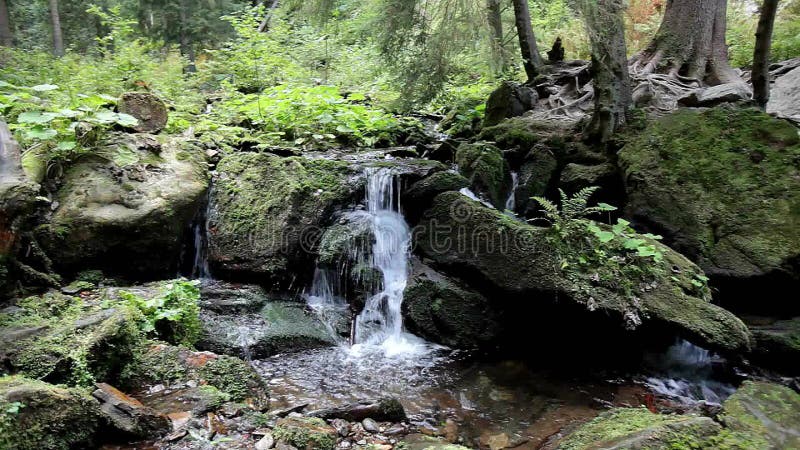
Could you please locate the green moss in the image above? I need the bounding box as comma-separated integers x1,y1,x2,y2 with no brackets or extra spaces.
0,376,100,450
619,107,800,276
273,416,338,450
197,356,265,401
455,142,510,208
717,381,800,449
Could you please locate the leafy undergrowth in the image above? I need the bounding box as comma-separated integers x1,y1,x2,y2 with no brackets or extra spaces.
118,280,202,347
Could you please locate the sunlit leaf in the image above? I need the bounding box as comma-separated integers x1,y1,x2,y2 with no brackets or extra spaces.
18,111,58,124
32,84,59,92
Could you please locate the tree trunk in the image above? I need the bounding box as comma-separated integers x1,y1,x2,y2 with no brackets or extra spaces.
632,0,740,85
580,0,632,142
511,0,543,82
487,0,506,72
258,0,280,32
179,0,196,72
49,0,64,57
0,0,12,47
752,0,779,109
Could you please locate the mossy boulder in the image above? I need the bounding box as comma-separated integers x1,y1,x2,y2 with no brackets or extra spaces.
0,376,102,450
122,343,268,409
208,152,359,284
514,147,558,215
36,133,209,277
0,291,144,385
403,260,500,349
415,192,751,354
197,301,336,359
716,381,800,449
618,108,800,300
555,408,722,449
273,416,338,450
483,81,538,128
748,317,800,373
455,142,512,208
478,116,569,154
402,170,470,215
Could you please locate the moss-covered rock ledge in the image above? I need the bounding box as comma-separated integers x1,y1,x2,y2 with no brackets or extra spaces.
414,191,751,354
619,107,800,307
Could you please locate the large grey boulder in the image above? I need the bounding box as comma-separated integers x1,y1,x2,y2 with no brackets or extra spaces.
36,133,209,277
767,66,800,124
117,92,169,133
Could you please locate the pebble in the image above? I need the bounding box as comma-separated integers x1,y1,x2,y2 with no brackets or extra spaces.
255,433,275,450
331,418,350,437
357,439,367,445
362,418,380,433
339,441,351,449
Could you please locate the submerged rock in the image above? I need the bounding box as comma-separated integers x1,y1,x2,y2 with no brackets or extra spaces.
307,397,406,422
400,434,472,450
403,260,500,349
197,301,336,359
208,153,360,284
415,191,751,355
0,376,101,450
619,107,800,312
36,133,208,277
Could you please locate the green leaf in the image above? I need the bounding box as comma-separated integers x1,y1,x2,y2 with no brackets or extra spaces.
25,126,58,140
32,84,59,92
57,140,77,151
596,202,618,212
18,111,58,124
612,219,630,235
114,113,138,127
596,231,615,243
21,149,46,183
623,238,645,249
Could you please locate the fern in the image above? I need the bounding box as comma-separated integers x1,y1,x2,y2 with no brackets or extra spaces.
531,186,617,233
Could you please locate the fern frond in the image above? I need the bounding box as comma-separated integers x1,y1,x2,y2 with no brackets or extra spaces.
532,196,560,222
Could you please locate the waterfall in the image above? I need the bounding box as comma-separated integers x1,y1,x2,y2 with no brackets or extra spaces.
307,167,427,356
645,340,735,404
505,171,519,212
190,190,212,280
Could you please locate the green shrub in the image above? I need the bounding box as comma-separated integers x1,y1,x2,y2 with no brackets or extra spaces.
120,280,202,347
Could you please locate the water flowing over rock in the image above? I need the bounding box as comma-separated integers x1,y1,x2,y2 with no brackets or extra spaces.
36,133,209,277
414,191,751,355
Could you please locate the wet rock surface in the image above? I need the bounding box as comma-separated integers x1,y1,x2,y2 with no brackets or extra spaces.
93,382,171,438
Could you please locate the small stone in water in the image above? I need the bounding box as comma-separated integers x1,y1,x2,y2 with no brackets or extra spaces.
339,441,351,449
255,433,275,450
362,418,380,433
357,439,367,445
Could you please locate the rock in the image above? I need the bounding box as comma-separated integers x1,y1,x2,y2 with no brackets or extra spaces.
513,146,558,216
455,142,512,209
403,171,470,215
208,153,360,284
36,134,208,277
483,81,538,128
554,408,722,449
197,301,335,359
331,418,350,437
361,417,379,433
0,291,143,383
117,92,169,133
308,398,406,422
92,383,171,438
425,139,462,163
256,433,276,450
199,281,270,314
767,66,800,124
123,343,269,410
403,260,500,348
400,434,472,450
748,317,800,373
273,416,338,450
0,376,101,450
479,116,572,155
717,381,800,448
558,163,618,195
678,82,752,107
618,107,800,313
415,191,752,355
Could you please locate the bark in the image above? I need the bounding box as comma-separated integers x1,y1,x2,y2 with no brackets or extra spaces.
580,0,632,142
487,0,506,71
49,0,64,57
257,0,280,32
753,0,780,109
511,0,543,82
0,0,12,47
179,0,196,72
633,0,740,85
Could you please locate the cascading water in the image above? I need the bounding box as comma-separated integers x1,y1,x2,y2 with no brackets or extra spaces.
305,167,428,356
189,191,212,280
504,171,519,212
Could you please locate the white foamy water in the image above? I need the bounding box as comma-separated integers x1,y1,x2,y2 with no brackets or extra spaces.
645,340,735,405
505,171,519,212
